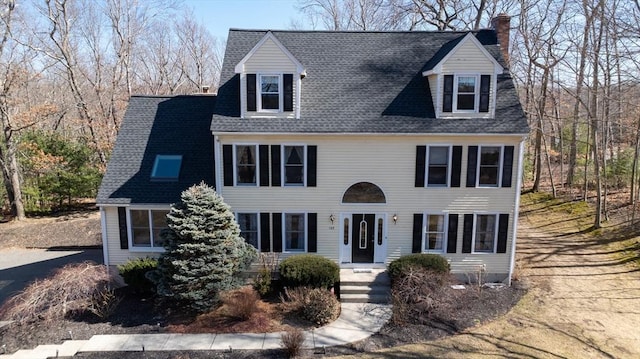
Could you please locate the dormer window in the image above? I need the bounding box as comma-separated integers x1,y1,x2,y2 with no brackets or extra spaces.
246,73,294,113
443,74,491,113
456,76,476,110
260,75,281,111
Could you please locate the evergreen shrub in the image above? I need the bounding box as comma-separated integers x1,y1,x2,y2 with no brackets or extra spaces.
388,253,450,280
117,257,158,295
147,183,258,313
278,254,339,289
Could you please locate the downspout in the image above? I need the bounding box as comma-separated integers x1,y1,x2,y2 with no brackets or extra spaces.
214,134,223,195
99,206,109,267
507,137,526,286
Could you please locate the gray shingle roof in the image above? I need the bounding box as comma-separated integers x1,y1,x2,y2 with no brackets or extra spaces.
211,29,528,135
97,95,216,205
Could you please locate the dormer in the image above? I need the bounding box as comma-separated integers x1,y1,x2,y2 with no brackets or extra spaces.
423,32,504,119
235,32,306,119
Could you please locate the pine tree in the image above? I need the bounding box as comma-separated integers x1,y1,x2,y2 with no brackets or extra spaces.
148,182,257,313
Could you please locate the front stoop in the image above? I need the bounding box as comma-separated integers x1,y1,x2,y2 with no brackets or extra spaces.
339,269,390,304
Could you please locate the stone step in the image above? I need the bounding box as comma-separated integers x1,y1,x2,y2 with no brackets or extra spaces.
340,285,389,295
0,340,88,359
58,340,89,356
340,270,390,286
340,293,390,304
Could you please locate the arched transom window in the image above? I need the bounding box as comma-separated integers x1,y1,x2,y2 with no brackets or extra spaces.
342,182,386,203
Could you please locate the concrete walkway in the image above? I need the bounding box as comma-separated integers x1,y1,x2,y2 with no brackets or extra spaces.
0,303,391,358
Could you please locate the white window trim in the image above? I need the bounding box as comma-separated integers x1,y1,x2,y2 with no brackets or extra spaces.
281,144,307,187
423,212,448,253
127,207,169,252
233,143,260,187
282,212,308,253
472,213,499,254
236,212,261,251
425,144,452,188
476,145,504,188
453,74,480,113
257,73,283,113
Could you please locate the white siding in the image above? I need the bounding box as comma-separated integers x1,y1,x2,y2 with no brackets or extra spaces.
441,40,497,73
218,134,524,277
434,39,499,119
244,38,298,73
428,74,438,112
239,37,299,119
102,206,163,266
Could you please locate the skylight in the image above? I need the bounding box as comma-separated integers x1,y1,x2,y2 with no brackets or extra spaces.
151,155,182,180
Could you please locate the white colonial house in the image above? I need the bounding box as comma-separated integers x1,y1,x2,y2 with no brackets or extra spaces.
97,15,528,283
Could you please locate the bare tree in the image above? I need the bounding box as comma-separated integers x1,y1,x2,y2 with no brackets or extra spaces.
0,0,25,220
175,12,221,92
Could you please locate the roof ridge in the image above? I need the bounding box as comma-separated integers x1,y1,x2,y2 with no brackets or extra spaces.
228,28,484,35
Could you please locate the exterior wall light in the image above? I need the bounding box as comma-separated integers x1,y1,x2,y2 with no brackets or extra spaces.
393,214,398,224
329,214,336,224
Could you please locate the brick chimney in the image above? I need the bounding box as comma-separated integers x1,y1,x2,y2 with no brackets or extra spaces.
491,13,511,67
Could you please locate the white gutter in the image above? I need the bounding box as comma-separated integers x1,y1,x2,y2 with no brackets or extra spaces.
507,138,526,286
99,206,109,267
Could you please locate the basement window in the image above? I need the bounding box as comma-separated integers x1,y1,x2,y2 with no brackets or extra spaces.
151,155,182,181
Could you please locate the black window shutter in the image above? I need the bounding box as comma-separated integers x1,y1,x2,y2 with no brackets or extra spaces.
271,145,281,187
412,214,423,253
466,146,478,187
307,145,317,187
272,213,282,252
308,213,317,252
479,75,491,112
283,74,293,112
502,146,514,188
223,145,233,186
462,214,473,253
443,75,454,112
259,145,269,187
118,207,129,249
451,146,462,187
415,146,426,187
447,214,458,253
497,214,509,253
260,213,271,252
246,74,256,112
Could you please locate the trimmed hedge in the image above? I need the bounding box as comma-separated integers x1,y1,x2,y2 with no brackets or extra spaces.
279,254,339,289
117,257,158,295
388,253,450,280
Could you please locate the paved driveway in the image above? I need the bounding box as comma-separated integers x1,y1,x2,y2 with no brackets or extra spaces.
0,248,103,306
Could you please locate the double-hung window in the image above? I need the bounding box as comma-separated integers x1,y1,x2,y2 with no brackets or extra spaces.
284,213,306,252
478,146,502,187
129,209,169,249
443,74,491,113
235,145,257,185
427,146,450,187
283,145,305,185
237,213,259,249
474,214,497,253
425,214,446,252
259,74,281,111
456,76,477,110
